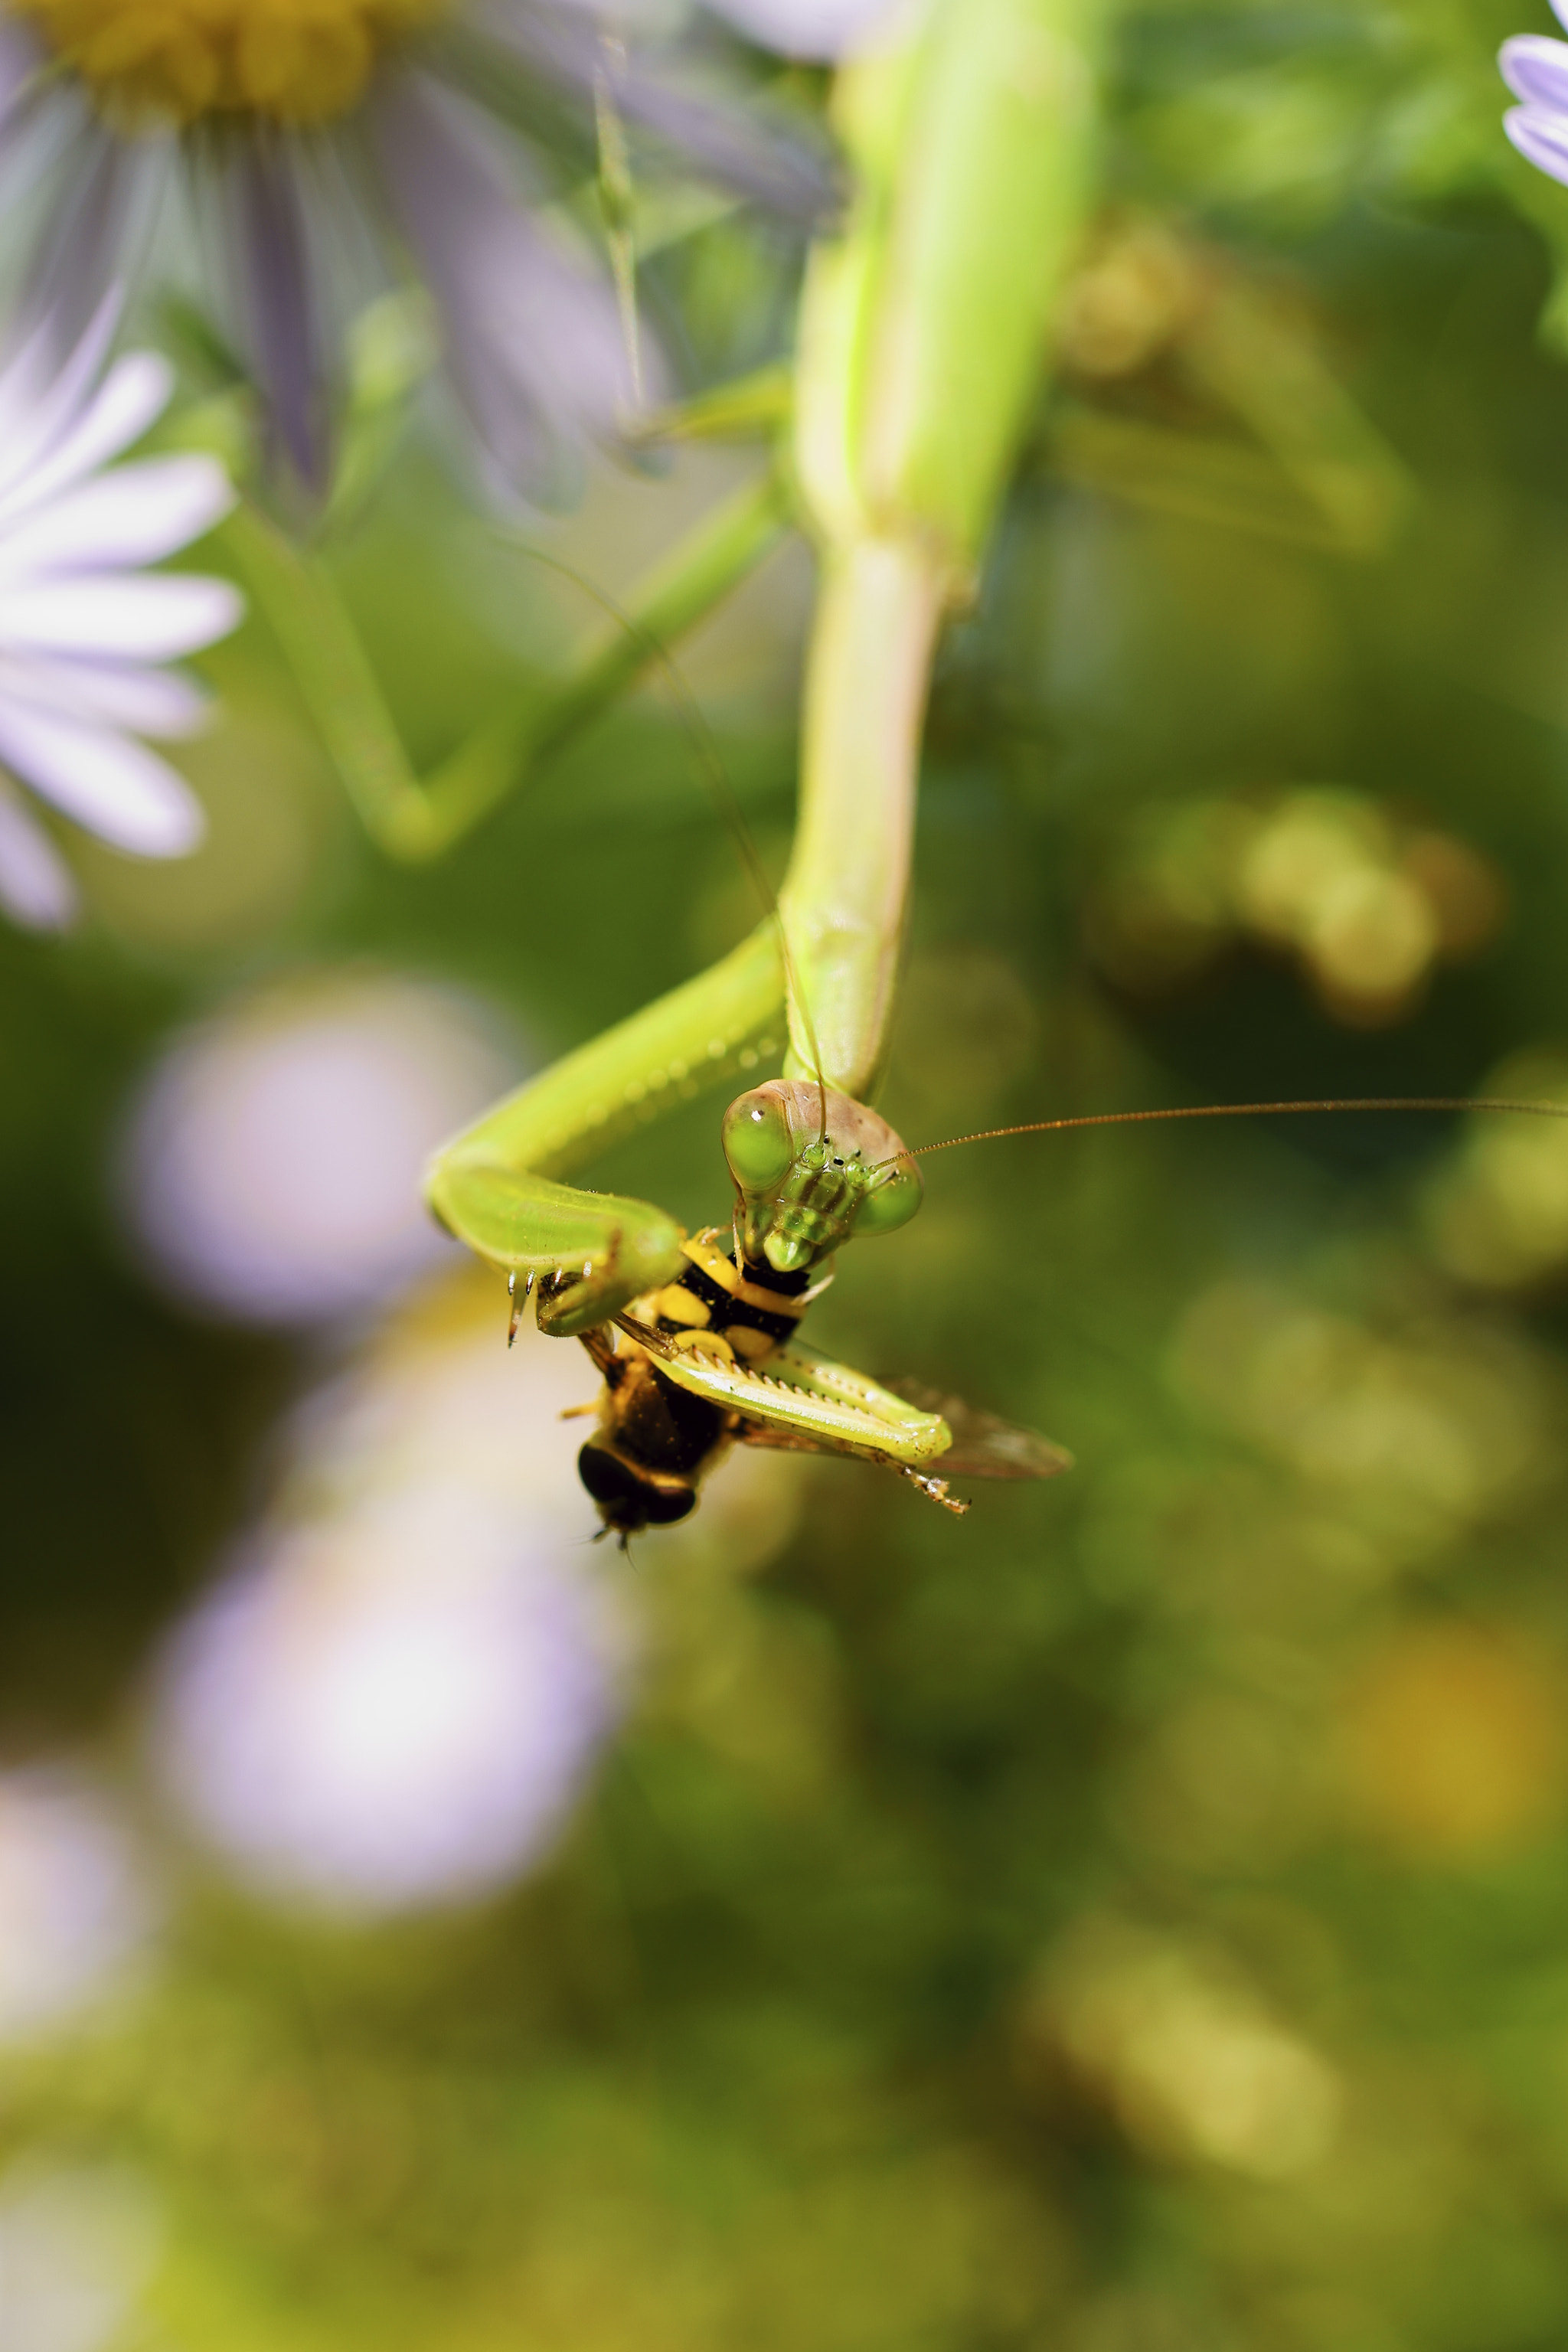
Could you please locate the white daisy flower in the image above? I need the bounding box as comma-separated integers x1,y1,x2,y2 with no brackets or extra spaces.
0,296,242,930
1501,10,1568,188
0,0,848,499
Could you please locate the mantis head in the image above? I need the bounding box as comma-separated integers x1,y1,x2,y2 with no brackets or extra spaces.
721,1080,923,1274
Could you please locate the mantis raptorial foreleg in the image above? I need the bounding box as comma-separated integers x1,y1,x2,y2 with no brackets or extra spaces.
425,921,786,1336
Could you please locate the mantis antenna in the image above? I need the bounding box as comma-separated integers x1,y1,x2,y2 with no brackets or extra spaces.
871,1096,1568,1170
507,536,832,1145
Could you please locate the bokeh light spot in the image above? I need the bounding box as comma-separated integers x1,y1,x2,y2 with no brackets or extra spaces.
119,967,520,1325
1341,1624,1564,1860
0,1773,158,2050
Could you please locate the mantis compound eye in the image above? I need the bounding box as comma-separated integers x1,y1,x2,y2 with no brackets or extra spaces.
722,1088,795,1194
853,1159,923,1238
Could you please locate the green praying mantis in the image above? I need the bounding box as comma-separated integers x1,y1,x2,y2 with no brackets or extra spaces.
212,0,1568,1539
413,0,1102,1531
210,0,1104,1534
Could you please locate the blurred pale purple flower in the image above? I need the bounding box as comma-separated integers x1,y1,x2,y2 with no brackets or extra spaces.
1501,13,1568,185
0,1769,160,2044
0,0,848,499
701,0,906,57
119,969,518,1325
154,1482,626,1915
0,299,240,930
0,2164,162,2352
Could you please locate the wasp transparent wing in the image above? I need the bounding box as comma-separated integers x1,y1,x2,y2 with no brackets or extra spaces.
884,1380,1074,1481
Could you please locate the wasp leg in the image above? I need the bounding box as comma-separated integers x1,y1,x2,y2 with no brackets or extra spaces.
897,1464,969,1515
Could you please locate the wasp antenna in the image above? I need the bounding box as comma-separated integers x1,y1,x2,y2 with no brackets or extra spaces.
868,1096,1568,1169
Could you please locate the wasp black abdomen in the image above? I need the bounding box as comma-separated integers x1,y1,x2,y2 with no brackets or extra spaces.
577,1442,697,1531
575,1351,730,1537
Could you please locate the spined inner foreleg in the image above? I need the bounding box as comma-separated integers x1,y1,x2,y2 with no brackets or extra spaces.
428,1157,688,1338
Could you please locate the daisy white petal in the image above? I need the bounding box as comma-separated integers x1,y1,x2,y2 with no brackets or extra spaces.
0,312,239,914
482,3,841,228
2,653,211,738
0,289,123,508
0,455,236,582
224,143,327,489
372,72,639,505
1501,36,1568,113
0,351,174,530
0,776,78,930
1505,103,1568,188
0,700,204,855
701,0,909,60
23,136,166,368
0,17,38,124
0,574,244,662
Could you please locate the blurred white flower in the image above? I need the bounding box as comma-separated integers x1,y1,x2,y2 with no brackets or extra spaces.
0,2164,161,2352
118,968,520,1325
0,299,240,929
152,1319,626,1915
0,1771,158,2047
0,0,838,496
1501,13,1568,188
146,1239,814,1913
704,0,909,57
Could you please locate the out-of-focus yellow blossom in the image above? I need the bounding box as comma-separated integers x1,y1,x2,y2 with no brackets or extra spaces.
1425,1054,1568,1289
1086,786,1506,1024
12,0,443,124
1340,1624,1566,1860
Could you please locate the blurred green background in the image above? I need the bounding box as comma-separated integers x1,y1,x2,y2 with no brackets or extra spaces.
17,4,1568,2347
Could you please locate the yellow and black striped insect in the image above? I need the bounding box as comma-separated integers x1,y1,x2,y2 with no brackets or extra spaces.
519,1080,1073,1546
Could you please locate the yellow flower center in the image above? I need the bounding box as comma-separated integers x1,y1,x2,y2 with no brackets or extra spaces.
15,0,445,125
